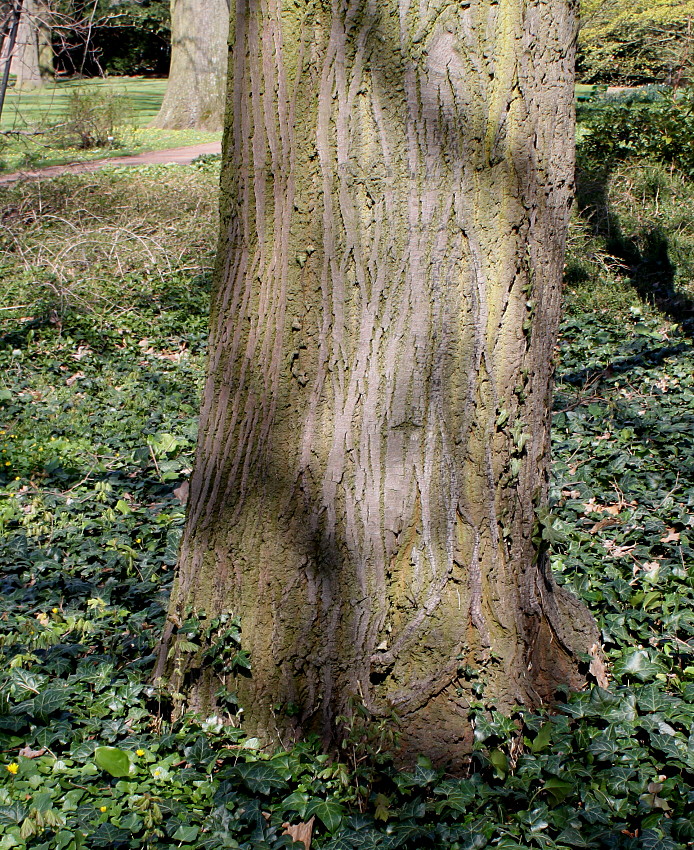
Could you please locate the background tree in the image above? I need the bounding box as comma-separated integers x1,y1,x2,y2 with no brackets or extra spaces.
12,0,52,89
156,0,600,766
153,0,228,130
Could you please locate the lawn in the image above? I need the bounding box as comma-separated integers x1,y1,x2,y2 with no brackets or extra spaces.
0,77,169,131
0,77,220,173
0,148,692,845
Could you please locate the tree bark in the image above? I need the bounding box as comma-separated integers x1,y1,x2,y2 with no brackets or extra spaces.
13,0,51,90
13,0,41,89
157,0,600,767
153,0,229,130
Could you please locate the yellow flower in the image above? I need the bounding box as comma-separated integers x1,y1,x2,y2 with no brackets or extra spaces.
99,805,107,813
136,749,145,757
136,538,141,543
4,462,9,466
6,763,18,775
52,608,59,614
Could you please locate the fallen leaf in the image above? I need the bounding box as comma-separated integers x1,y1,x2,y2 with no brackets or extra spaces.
283,818,314,849
660,528,680,544
72,345,91,360
18,746,46,759
590,518,622,534
602,540,636,558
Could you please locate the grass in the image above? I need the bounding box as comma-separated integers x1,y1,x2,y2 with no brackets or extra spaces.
0,77,169,132
0,156,692,849
0,77,220,173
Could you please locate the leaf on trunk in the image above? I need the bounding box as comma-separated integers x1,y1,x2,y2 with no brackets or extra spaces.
173,480,189,504
589,643,609,688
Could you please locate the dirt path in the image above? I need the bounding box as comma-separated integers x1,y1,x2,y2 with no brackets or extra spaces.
0,140,222,185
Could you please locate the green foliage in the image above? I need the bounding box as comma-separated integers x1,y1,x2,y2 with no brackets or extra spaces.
578,88,694,177
0,150,692,849
578,0,694,85
94,747,132,778
91,0,171,76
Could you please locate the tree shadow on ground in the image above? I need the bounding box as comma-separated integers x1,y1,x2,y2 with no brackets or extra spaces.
575,166,694,337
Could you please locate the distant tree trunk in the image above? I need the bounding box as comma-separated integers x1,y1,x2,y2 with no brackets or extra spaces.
13,0,51,90
153,0,229,130
36,0,51,80
156,0,600,767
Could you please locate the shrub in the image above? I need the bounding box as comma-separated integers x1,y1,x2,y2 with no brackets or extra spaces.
579,88,694,176
53,87,132,149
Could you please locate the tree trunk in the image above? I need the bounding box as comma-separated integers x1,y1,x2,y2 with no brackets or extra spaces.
153,0,229,130
13,0,41,89
157,0,600,767
36,0,51,82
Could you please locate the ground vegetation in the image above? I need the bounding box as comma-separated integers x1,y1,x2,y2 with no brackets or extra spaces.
0,82,691,849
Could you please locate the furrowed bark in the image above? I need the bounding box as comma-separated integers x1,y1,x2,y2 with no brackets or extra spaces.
157,0,599,766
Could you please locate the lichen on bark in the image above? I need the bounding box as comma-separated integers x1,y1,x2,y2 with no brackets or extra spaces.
156,0,600,767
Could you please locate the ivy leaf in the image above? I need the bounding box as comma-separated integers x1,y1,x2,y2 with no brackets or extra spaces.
489,749,508,778
184,735,215,766
282,791,310,819
234,760,288,795
91,823,131,847
373,793,391,822
616,649,664,682
32,688,69,719
556,825,592,847
588,734,621,761
531,722,552,753
323,831,383,850
637,685,672,714
544,776,573,806
0,804,28,826
172,825,199,842
409,755,440,785
305,799,345,833
638,829,679,850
